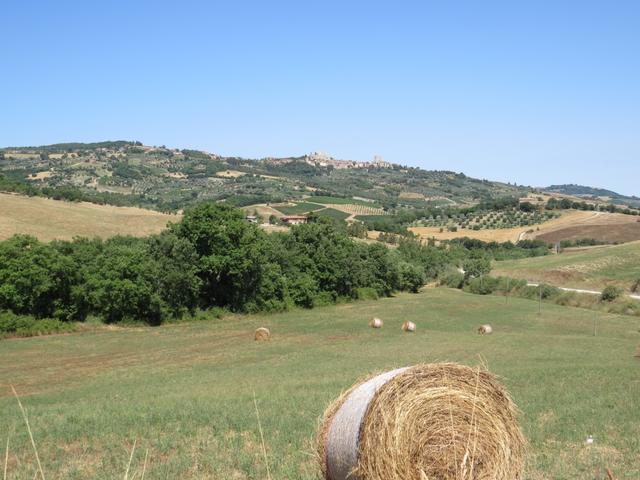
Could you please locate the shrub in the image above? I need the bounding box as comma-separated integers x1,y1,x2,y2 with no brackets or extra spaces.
464,276,500,295
356,287,379,301
601,285,623,302
439,271,464,289
0,311,74,337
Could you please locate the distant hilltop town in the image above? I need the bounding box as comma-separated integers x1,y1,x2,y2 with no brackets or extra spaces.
265,151,394,169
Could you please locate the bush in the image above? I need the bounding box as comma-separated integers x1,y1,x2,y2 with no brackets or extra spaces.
0,311,74,337
398,263,425,293
356,287,379,301
440,270,464,289
464,276,501,295
601,285,623,302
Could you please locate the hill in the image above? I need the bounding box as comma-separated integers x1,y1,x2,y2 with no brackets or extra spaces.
0,141,530,212
0,192,177,242
545,184,640,208
1,289,638,478
493,241,640,292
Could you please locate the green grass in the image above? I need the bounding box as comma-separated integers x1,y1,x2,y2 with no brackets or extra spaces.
315,208,350,221
494,241,640,292
1,289,639,479
275,202,324,215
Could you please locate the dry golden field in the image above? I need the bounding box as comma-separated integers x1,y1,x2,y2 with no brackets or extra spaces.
409,210,640,243
0,193,178,242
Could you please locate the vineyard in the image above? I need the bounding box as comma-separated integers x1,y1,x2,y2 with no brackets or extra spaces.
323,203,387,216
412,209,559,231
273,199,387,218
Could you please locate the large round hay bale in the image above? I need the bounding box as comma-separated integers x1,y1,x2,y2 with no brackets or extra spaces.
369,318,383,329
401,321,416,332
477,324,493,335
318,363,525,480
254,327,271,341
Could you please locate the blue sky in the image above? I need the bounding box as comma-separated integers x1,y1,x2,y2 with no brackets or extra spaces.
2,1,639,195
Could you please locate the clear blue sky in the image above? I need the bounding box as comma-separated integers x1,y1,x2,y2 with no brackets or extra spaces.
2,1,639,195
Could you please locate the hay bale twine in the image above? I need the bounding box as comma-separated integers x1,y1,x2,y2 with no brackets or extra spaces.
369,318,383,329
254,327,271,341
477,324,493,335
401,321,416,332
318,363,525,480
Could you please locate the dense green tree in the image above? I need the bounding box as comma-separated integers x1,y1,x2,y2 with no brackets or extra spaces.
0,235,79,320
171,203,267,310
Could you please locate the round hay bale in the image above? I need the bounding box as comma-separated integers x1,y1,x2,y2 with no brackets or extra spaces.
254,327,271,341
635,345,640,358
401,321,416,332
318,363,525,480
369,318,384,329
477,324,493,335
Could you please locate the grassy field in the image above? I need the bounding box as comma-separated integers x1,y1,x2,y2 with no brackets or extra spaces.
494,241,640,292
316,208,350,221
1,289,639,479
0,193,178,242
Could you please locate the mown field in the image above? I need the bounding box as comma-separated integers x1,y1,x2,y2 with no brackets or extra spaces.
1,289,639,479
494,241,640,292
0,193,178,242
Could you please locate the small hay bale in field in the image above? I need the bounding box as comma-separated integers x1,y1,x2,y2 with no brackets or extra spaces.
369,318,384,329
401,321,416,332
477,324,493,335
254,327,271,341
635,345,640,358
318,363,525,480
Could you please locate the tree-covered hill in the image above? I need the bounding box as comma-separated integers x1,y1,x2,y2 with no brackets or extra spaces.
545,184,640,207
0,141,530,212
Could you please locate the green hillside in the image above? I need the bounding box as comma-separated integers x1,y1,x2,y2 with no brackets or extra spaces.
0,141,530,212
494,241,640,292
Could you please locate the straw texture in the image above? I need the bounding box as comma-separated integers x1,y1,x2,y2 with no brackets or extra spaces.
319,363,525,480
254,327,271,341
477,325,493,335
401,321,416,332
369,318,383,329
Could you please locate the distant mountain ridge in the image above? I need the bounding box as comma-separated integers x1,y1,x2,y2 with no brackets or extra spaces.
545,184,640,207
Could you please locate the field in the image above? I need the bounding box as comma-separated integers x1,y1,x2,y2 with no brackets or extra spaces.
410,210,640,243
275,202,324,215
535,221,640,244
493,241,640,292
315,208,350,221
303,196,379,206
1,289,639,479
0,193,178,242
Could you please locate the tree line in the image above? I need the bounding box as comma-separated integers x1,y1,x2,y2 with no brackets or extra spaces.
0,202,554,333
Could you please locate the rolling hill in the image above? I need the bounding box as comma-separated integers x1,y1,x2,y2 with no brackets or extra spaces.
0,192,177,242
545,184,640,208
493,240,640,292
0,141,530,212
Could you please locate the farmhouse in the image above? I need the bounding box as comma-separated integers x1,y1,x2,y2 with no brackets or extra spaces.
281,215,307,225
